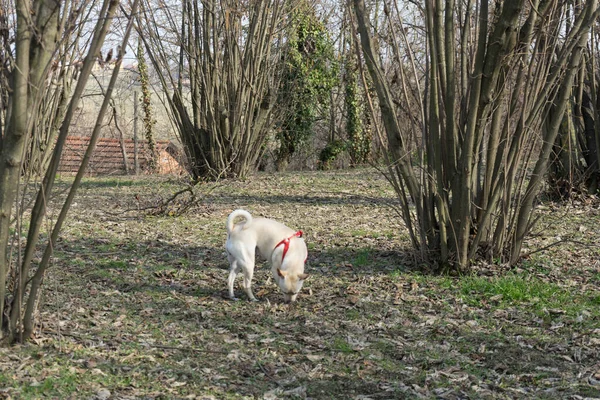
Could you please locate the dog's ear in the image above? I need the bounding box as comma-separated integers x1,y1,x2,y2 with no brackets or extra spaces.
277,268,287,278
298,273,309,280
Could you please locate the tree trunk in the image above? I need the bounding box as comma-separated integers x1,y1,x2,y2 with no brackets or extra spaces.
0,0,44,336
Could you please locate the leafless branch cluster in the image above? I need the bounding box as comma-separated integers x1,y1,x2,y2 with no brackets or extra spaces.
352,0,600,271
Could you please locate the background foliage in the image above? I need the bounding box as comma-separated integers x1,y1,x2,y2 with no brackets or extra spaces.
276,1,338,171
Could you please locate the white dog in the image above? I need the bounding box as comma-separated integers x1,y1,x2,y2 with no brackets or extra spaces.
226,209,308,303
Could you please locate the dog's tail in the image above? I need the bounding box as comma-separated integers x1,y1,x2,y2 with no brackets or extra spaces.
226,209,253,233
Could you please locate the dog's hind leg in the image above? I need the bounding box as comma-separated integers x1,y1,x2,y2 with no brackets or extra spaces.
242,261,258,302
228,260,241,300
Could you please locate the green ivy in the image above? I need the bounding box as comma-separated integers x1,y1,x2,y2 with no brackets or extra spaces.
318,140,346,170
137,39,157,172
344,54,370,165
276,2,338,169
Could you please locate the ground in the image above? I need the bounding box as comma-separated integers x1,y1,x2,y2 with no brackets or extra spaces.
0,169,599,399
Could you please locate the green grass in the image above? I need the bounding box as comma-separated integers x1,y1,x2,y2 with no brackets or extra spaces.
350,229,369,237
0,374,12,389
454,273,598,317
352,249,371,267
345,308,361,320
460,274,561,301
96,243,117,252
332,337,354,354
99,259,129,269
21,373,79,398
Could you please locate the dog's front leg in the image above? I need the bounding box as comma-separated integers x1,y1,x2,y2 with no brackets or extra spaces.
242,263,258,302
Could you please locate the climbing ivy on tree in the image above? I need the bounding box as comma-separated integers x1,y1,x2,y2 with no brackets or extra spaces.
137,38,157,172
318,139,346,170
276,3,337,171
344,53,370,165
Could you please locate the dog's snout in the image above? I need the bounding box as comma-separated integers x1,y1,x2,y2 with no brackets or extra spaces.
284,292,298,303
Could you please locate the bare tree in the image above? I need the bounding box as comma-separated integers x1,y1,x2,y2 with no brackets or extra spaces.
352,0,600,271
0,0,63,341
1,0,136,343
137,0,288,180
549,22,600,197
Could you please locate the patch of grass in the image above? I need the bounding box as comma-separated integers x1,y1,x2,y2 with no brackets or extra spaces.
96,243,117,252
151,263,180,273
66,257,86,268
0,374,12,389
22,373,79,397
457,273,597,317
99,259,129,269
345,308,361,320
353,249,372,267
461,274,554,302
350,229,369,237
331,337,354,354
384,231,396,239
389,269,403,280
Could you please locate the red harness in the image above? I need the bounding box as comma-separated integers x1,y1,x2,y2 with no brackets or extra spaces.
274,230,304,262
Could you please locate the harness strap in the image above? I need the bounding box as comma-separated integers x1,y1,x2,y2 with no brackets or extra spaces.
274,230,303,262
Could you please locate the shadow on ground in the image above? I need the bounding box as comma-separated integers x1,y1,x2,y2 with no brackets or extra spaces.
204,193,397,207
